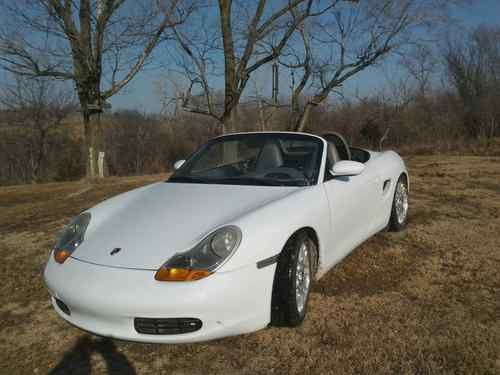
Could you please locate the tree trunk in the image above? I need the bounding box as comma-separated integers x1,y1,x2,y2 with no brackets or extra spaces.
81,108,107,179
82,110,94,178
82,111,100,179
294,103,314,132
258,99,266,131
221,106,238,134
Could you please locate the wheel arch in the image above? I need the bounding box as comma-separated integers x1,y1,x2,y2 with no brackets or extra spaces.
285,226,320,277
270,225,320,326
400,171,409,192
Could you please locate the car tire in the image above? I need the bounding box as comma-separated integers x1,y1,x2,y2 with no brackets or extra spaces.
270,231,315,327
388,174,409,232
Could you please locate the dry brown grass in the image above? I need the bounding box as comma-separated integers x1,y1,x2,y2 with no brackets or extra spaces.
0,157,499,375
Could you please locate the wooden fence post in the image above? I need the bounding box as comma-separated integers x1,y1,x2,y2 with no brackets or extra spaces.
98,151,105,178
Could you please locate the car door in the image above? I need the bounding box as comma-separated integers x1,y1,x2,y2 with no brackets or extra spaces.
322,141,381,266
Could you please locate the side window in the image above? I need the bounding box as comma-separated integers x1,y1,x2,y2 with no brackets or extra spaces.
350,147,370,163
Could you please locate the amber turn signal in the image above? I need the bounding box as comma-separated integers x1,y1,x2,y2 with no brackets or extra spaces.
154,267,211,281
54,249,71,264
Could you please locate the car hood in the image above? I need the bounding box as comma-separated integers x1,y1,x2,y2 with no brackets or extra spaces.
72,182,299,269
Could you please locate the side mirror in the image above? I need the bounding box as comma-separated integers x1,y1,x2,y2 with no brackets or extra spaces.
330,160,365,177
173,159,186,170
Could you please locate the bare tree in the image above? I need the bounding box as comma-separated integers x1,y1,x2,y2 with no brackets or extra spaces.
0,76,76,183
380,69,414,111
445,25,500,138
168,0,338,132
400,44,437,98
0,0,194,177
282,0,458,131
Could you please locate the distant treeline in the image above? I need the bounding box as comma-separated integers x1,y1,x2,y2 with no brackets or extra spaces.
1,86,498,186
0,24,499,186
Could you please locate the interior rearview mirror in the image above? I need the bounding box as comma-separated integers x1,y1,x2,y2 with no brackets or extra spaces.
330,160,365,177
173,159,186,170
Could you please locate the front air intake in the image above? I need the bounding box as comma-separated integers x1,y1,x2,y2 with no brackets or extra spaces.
134,317,202,335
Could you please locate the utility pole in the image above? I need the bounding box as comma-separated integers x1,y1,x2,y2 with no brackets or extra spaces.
290,68,297,112
272,62,279,104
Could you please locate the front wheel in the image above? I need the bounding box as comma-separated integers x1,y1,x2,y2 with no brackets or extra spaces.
271,231,315,327
389,175,409,231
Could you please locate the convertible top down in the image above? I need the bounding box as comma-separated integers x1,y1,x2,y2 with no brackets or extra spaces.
44,131,409,343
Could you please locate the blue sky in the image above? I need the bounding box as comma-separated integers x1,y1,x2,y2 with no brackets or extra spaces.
105,1,500,113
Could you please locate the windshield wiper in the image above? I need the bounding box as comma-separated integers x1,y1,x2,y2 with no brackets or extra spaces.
167,176,214,184
213,176,309,186
216,177,283,186
168,175,308,186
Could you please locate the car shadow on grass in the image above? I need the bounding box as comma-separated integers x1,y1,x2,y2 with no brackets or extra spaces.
49,335,136,375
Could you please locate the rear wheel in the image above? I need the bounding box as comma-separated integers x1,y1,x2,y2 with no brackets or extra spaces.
389,175,409,231
271,231,315,327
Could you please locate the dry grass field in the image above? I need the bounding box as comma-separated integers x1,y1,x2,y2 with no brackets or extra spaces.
0,154,499,374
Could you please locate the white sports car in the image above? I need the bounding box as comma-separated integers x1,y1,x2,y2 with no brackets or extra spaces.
44,131,409,343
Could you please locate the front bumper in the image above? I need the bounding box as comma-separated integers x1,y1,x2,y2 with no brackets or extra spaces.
43,255,275,343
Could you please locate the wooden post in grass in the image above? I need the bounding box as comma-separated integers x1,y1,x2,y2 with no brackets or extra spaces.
98,152,105,178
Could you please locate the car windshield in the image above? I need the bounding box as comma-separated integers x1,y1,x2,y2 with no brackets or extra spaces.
169,133,324,186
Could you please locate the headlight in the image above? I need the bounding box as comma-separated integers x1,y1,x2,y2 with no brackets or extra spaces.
53,213,91,264
155,226,242,281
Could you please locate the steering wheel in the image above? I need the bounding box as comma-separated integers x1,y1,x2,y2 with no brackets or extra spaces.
238,157,257,173
263,167,308,182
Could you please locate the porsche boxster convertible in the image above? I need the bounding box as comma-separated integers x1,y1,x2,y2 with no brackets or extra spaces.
44,131,409,343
